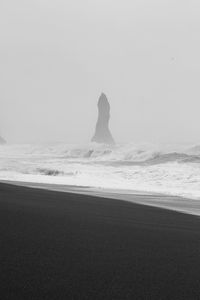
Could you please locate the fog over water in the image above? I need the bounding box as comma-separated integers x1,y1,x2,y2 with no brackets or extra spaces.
1,0,200,144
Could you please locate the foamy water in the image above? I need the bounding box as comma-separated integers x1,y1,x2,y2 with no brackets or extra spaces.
1,142,200,199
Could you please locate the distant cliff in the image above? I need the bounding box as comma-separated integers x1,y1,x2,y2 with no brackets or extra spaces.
92,93,115,145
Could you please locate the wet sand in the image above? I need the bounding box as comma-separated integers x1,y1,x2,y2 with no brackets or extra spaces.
3,180,200,216
0,182,200,299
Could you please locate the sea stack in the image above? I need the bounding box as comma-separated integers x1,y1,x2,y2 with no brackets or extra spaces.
0,136,6,144
92,93,115,145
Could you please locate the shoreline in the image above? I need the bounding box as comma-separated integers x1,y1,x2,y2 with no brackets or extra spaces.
0,181,200,299
1,179,200,217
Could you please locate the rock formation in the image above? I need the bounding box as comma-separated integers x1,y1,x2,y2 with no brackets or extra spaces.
0,136,6,144
92,93,115,145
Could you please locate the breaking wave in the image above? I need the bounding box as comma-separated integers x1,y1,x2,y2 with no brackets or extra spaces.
1,142,200,199
63,143,200,165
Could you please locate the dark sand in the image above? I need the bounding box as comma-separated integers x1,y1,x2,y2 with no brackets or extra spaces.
0,182,200,299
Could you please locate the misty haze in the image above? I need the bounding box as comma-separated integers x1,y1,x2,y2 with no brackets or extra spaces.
1,0,200,144
1,1,200,299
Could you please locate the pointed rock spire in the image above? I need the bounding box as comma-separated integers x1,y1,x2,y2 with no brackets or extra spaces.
92,93,115,145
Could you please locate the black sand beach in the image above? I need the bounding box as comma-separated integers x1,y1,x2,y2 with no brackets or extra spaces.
0,182,200,299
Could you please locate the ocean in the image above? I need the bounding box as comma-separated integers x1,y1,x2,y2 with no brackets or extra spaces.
0,142,200,200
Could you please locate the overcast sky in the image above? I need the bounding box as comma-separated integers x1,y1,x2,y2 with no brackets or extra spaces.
0,0,200,144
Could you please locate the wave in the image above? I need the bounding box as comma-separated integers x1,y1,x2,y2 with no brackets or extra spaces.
63,143,200,166
1,143,200,168
1,143,200,200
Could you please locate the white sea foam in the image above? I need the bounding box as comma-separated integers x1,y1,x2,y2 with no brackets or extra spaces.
0,142,200,200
